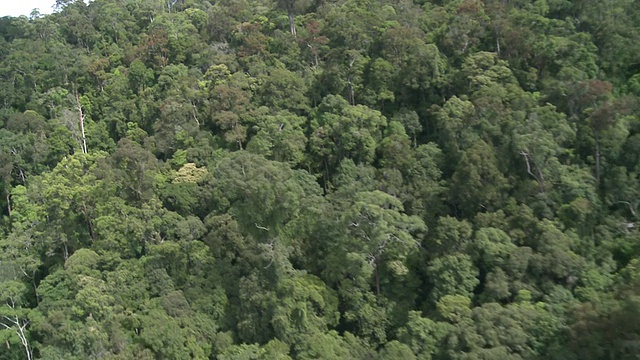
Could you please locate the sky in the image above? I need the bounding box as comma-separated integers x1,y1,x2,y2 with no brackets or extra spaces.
0,0,57,17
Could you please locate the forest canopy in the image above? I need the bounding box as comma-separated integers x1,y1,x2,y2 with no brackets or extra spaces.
1,0,640,359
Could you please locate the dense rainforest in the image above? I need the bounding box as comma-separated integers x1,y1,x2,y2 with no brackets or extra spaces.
1,0,640,358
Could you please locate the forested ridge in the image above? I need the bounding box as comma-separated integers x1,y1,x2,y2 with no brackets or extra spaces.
1,0,640,358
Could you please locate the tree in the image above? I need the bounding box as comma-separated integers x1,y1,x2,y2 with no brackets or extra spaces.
396,311,450,360
255,67,310,114
10,153,107,262
309,95,387,182
246,110,307,165
0,0,639,357
427,254,479,304
449,140,508,216
0,279,34,360
211,151,322,239
102,138,158,203
206,71,254,149
338,190,426,296
513,102,575,193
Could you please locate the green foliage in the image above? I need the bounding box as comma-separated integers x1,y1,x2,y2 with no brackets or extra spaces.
427,254,480,304
0,0,638,357
309,95,387,178
397,311,450,359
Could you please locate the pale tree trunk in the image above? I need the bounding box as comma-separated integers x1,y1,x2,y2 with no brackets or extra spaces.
520,151,545,192
348,79,355,105
288,11,296,37
1,316,33,360
5,190,10,217
347,57,357,105
285,0,296,36
74,89,88,154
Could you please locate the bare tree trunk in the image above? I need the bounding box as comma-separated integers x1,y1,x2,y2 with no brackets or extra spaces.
284,0,296,37
347,57,357,105
74,89,88,154
190,101,200,127
5,191,11,217
520,151,545,192
288,10,296,37
349,83,355,105
1,316,33,360
16,319,32,360
17,168,26,184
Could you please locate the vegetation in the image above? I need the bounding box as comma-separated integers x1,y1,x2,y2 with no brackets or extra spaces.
1,0,640,358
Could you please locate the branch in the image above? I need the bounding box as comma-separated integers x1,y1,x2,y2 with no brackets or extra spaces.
190,100,200,127
520,150,536,179
615,201,638,217
74,88,87,154
262,239,275,269
367,253,376,266
520,150,545,191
